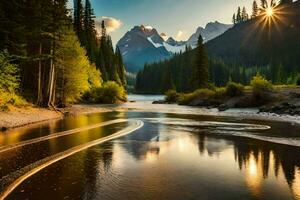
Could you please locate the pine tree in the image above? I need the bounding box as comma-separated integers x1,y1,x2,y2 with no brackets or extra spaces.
0,0,27,56
232,13,236,25
73,0,84,44
252,1,259,18
236,7,242,23
242,7,249,21
191,35,209,90
115,47,126,87
101,20,106,38
161,66,175,92
83,0,97,63
97,20,108,81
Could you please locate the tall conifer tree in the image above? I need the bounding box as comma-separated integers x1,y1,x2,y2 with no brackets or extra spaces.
191,35,209,90
252,1,259,18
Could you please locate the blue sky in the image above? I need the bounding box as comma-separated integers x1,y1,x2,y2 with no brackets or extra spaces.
70,0,253,45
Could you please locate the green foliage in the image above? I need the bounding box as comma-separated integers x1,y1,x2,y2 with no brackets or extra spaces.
250,74,273,103
165,90,179,103
0,0,127,109
178,89,215,105
0,51,19,93
191,35,209,90
251,74,273,92
214,87,226,99
87,63,102,88
84,81,127,104
55,27,102,104
0,51,27,109
225,82,245,97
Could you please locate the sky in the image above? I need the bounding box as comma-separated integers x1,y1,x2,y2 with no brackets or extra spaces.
70,0,253,45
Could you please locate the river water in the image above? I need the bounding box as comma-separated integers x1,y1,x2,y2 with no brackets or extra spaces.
0,95,300,200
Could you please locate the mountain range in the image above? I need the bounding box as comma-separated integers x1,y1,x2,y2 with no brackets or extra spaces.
117,22,232,72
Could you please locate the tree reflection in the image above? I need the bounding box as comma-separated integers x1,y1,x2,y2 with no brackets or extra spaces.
196,133,300,199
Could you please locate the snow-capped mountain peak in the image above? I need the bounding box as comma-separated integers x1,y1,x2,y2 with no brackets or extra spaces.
187,21,233,47
117,22,232,72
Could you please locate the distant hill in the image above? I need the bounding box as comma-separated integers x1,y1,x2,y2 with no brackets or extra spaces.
206,1,300,68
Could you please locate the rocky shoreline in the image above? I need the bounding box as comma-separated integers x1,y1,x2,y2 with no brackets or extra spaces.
154,88,300,116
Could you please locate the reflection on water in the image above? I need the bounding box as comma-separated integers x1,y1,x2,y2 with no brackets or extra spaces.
2,111,300,200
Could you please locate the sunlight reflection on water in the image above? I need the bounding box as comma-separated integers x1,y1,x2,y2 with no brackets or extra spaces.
2,108,300,200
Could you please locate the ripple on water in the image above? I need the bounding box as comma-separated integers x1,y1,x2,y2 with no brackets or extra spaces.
146,118,300,147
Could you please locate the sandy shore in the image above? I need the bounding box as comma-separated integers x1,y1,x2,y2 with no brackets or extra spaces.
0,105,116,130
0,107,62,130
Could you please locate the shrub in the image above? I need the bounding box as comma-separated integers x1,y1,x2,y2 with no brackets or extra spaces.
194,89,215,99
178,89,215,105
0,51,27,110
84,81,127,104
250,74,273,103
0,51,19,93
165,90,179,102
178,93,195,105
225,82,245,97
214,87,226,99
251,75,273,93
0,90,28,110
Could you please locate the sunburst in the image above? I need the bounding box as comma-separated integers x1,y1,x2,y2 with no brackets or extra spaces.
266,7,274,17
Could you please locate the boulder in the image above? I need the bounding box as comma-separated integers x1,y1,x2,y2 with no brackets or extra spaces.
152,100,166,104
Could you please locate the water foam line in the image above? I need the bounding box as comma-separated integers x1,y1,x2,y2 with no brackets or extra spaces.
0,120,143,200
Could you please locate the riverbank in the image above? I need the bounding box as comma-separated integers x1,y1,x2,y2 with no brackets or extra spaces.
0,107,62,130
158,85,300,116
2,93,300,132
0,105,117,131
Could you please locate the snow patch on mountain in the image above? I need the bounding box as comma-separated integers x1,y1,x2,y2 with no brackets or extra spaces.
147,37,164,48
163,41,186,53
117,22,232,72
187,21,233,47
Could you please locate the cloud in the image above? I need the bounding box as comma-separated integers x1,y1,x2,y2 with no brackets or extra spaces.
96,16,122,34
177,31,183,38
175,30,189,41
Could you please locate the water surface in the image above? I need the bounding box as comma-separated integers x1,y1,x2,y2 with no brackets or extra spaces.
1,100,300,200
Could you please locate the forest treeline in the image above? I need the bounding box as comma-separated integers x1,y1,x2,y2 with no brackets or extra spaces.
136,0,300,94
0,0,126,109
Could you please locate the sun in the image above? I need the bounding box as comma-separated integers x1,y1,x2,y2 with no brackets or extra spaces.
266,7,274,17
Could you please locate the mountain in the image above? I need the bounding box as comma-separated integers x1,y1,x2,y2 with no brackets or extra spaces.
206,1,300,67
187,21,233,47
134,1,300,94
117,25,171,72
117,22,232,72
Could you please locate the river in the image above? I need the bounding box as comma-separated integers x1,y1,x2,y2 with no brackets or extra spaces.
0,95,300,200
